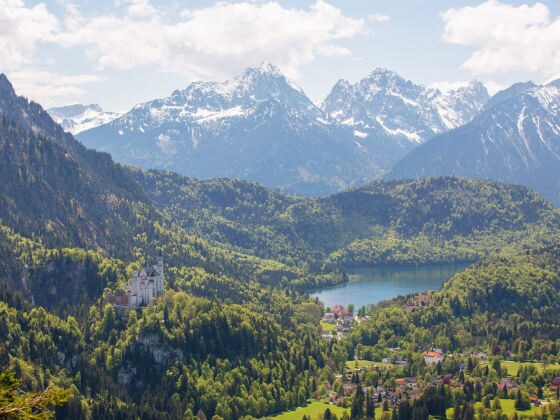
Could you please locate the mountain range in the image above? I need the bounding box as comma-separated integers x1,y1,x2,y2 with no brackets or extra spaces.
47,103,120,134
1,69,560,419
321,68,488,146
45,63,560,205
76,63,489,196
387,79,560,205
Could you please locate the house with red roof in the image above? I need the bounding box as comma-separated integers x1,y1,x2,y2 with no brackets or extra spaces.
422,351,444,364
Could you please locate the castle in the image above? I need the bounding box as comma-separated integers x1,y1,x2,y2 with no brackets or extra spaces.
108,256,165,308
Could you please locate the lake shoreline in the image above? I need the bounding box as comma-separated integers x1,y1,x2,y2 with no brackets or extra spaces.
311,263,470,309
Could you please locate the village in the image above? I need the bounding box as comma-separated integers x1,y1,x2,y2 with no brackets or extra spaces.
314,292,559,416
319,292,435,340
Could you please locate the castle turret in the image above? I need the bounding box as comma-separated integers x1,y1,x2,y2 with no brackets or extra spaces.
155,255,164,295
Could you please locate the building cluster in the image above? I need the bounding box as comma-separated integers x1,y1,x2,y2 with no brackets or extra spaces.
108,256,165,308
321,304,356,340
404,292,434,311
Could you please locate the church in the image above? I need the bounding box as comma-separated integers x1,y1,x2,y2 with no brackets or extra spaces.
108,256,165,308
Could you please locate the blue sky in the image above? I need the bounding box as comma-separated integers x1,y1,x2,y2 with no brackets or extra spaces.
3,0,560,111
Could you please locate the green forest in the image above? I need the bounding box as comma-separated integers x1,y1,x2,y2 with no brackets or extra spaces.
0,78,560,419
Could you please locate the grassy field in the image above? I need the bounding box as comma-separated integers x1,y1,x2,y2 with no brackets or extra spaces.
500,361,548,376
267,401,348,419
345,360,394,371
320,321,336,332
446,398,542,418
268,401,389,420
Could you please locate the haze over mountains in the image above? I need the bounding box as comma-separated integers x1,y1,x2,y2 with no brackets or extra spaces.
75,63,490,196
48,104,121,134
40,62,560,205
387,79,560,205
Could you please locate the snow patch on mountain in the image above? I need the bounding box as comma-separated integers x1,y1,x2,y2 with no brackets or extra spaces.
322,69,489,144
386,80,560,205
47,104,121,134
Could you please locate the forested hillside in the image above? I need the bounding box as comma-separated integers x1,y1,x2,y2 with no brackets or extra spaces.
1,72,560,419
133,169,560,266
331,245,560,419
349,244,560,359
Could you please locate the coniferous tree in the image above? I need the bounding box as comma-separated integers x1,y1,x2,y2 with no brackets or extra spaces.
351,385,365,419
366,391,375,419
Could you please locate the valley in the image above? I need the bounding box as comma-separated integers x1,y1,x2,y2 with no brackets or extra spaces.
1,57,560,420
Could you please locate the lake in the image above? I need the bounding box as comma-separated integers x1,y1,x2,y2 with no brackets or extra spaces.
311,263,470,309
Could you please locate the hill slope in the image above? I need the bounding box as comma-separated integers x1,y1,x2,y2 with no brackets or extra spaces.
0,73,150,253
132,170,560,266
386,80,560,205
351,244,560,358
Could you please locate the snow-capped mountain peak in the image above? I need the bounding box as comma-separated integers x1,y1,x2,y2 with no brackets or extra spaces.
47,104,121,135
386,80,560,205
77,64,385,196
322,69,489,145
119,63,320,132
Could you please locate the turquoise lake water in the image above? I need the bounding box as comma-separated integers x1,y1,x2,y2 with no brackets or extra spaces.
311,263,470,309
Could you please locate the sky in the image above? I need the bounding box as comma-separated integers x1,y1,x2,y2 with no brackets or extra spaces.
3,0,560,111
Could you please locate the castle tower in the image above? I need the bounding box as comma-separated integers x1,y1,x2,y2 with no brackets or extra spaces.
155,255,164,296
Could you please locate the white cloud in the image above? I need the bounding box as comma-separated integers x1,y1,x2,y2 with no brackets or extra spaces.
7,69,103,106
0,0,370,104
483,81,508,96
0,0,59,70
368,13,390,23
125,0,157,17
53,0,366,80
441,1,560,77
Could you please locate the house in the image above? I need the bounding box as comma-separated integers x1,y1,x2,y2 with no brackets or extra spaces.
343,384,355,396
470,351,488,360
501,378,518,388
340,318,353,328
331,305,350,319
329,393,339,403
382,357,392,364
107,289,129,306
406,377,418,386
396,379,407,388
418,292,432,305
422,351,444,364
530,396,539,405
324,312,336,323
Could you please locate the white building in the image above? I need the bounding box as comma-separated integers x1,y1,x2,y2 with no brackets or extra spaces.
125,256,164,307
422,351,444,364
